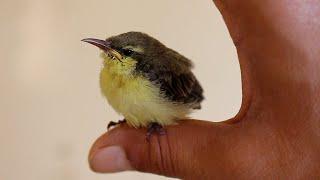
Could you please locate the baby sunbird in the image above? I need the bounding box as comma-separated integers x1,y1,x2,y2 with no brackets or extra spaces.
82,32,204,137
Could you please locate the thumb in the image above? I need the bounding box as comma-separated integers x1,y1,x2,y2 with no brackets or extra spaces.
89,120,232,179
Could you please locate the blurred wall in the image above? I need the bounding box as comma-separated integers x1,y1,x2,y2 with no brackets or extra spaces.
0,0,241,179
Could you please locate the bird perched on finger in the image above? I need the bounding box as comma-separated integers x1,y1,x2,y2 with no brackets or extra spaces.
82,32,204,139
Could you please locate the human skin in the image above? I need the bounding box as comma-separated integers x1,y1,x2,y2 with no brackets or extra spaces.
89,0,320,179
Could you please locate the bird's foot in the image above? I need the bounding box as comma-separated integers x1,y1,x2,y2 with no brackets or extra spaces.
107,119,126,130
146,122,166,142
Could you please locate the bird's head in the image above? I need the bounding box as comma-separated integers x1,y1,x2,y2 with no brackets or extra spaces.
82,32,167,76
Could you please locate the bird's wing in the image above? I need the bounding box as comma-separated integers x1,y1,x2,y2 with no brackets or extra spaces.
142,55,204,108
156,69,204,108
136,48,204,108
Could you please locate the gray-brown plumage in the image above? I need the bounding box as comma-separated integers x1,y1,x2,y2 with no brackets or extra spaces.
106,32,204,109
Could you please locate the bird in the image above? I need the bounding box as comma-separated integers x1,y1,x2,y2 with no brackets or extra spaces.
82,32,204,138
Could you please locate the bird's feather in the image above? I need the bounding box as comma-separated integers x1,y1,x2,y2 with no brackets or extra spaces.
136,47,204,108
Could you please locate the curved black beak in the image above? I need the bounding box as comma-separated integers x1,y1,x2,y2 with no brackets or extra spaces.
82,38,123,60
81,38,111,51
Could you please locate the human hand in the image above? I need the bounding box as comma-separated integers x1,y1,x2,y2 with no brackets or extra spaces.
89,0,320,179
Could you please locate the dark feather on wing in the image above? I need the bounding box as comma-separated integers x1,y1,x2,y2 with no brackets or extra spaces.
135,46,204,109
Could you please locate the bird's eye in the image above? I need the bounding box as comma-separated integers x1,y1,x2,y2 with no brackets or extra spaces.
122,48,134,56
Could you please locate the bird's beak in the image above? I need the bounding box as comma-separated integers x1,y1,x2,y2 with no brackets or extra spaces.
81,38,123,60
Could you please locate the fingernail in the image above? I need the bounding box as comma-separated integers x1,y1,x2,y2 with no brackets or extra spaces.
90,146,133,173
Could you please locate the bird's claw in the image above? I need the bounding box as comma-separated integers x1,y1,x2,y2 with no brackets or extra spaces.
107,119,126,130
146,122,166,142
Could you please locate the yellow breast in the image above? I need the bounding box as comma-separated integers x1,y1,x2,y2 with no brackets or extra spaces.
99,60,191,128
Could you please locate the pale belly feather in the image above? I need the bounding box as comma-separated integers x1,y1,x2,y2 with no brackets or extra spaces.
100,68,191,128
